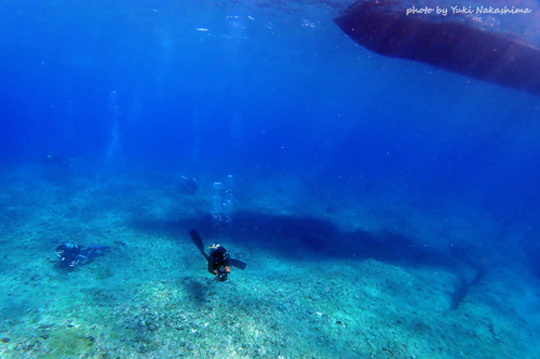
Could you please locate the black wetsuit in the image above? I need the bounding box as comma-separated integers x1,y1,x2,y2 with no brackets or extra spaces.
208,244,231,281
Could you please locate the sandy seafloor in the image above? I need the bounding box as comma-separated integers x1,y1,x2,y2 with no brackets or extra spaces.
1,163,540,359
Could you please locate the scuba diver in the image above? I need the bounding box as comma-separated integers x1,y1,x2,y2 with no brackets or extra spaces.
55,242,110,268
44,154,74,167
44,154,65,164
179,175,199,195
189,229,246,281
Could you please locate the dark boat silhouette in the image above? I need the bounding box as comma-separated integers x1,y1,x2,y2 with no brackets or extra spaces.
334,1,540,96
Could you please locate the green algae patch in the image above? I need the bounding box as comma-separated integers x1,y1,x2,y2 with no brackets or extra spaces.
94,267,114,280
41,327,95,359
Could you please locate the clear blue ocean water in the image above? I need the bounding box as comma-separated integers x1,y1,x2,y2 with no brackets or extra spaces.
2,0,540,357
2,0,539,202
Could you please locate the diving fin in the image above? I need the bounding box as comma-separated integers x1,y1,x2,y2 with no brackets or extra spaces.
189,229,246,269
189,229,210,261
230,258,247,270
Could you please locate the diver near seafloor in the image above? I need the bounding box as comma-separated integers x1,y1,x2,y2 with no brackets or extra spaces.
55,242,110,268
179,175,199,195
208,243,231,281
44,154,74,167
189,229,246,281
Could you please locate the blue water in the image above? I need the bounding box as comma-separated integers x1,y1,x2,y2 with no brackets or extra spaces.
2,1,540,256
2,0,540,355
2,0,540,254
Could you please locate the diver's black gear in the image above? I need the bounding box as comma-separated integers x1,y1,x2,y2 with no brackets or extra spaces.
189,229,246,281
230,258,247,270
55,242,82,267
55,242,109,268
208,243,231,281
190,229,210,261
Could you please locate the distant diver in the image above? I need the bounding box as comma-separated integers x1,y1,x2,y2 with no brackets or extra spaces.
189,229,246,281
55,242,110,268
44,154,74,167
179,176,199,194
45,154,64,164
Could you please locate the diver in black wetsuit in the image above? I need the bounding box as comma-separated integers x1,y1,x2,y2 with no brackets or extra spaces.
55,242,109,268
207,243,231,281
189,230,246,281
